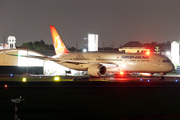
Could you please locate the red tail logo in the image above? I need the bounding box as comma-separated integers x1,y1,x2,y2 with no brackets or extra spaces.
50,25,69,55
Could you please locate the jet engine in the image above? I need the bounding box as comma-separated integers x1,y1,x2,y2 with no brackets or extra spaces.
88,64,107,77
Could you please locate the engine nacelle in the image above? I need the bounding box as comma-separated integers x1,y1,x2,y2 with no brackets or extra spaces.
88,64,107,77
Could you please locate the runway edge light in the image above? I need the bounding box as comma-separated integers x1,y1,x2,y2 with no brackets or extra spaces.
54,76,60,81
22,78,27,82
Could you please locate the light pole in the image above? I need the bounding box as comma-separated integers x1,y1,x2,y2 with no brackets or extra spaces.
27,49,29,75
10,96,25,120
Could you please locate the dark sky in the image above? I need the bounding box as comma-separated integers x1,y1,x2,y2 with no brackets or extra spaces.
1,0,180,48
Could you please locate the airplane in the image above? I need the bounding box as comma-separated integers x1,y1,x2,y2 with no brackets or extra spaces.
6,25,175,79
49,25,174,79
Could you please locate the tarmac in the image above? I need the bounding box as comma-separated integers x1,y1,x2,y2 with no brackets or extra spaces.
1,75,180,88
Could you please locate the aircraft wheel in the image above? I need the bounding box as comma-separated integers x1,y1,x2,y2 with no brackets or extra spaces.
160,76,164,80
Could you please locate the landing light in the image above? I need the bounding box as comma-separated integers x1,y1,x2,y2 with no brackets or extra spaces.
146,51,150,55
119,71,124,75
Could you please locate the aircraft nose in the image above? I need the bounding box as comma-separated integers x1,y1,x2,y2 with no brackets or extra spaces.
169,63,175,71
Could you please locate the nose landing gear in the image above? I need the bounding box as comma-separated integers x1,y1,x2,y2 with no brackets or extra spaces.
160,72,166,80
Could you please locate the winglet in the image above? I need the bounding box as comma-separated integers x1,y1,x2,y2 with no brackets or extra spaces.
50,25,69,55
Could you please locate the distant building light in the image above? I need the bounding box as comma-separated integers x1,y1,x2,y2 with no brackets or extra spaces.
171,41,179,68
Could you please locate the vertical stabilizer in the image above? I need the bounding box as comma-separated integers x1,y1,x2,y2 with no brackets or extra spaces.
50,25,69,55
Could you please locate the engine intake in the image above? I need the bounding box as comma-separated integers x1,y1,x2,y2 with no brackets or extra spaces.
88,64,107,77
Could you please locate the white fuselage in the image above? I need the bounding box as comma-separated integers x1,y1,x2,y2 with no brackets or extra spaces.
54,52,174,74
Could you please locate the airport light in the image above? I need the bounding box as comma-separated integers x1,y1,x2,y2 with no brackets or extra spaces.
83,48,87,53
10,96,25,120
22,78,27,82
54,76,60,81
166,51,171,59
5,84,8,88
166,51,170,56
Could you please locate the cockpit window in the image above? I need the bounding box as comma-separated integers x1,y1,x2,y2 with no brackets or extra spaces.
162,60,166,62
167,59,171,62
162,59,171,62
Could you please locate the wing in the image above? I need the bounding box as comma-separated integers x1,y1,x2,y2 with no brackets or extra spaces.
6,53,118,67
6,53,48,59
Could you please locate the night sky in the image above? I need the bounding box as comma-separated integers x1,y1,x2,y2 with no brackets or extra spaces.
1,0,180,48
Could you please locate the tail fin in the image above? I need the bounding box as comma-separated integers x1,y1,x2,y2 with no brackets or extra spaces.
50,25,70,55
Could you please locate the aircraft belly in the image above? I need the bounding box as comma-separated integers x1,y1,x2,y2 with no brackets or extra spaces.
60,63,86,71
120,63,150,73
140,63,166,73
126,65,144,72
107,67,119,72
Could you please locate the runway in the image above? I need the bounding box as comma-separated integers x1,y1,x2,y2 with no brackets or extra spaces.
1,75,180,88
1,75,180,120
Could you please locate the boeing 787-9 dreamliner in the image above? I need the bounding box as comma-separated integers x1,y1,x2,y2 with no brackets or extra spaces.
49,25,174,79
